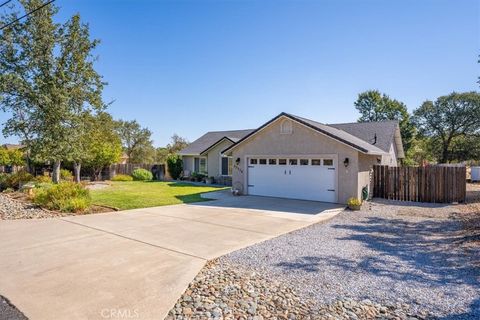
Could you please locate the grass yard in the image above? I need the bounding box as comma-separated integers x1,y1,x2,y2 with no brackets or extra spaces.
91,181,227,210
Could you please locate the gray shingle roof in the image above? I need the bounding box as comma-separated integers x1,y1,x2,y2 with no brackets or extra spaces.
328,120,399,153
283,113,389,155
179,129,255,155
221,113,390,155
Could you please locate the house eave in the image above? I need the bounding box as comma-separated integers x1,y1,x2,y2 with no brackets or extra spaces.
222,113,374,155
200,137,234,156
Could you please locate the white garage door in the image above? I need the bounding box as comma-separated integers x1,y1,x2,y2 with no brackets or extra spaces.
247,157,337,203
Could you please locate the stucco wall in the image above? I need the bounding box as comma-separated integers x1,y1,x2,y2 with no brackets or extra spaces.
358,153,378,200
380,142,398,166
206,139,233,178
230,117,361,204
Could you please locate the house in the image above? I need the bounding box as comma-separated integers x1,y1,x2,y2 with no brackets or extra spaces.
181,112,404,204
179,129,255,184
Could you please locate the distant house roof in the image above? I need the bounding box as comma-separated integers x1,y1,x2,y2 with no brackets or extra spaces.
179,129,255,156
2,144,24,150
222,113,392,156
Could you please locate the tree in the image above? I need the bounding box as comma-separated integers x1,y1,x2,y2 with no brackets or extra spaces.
155,147,169,164
115,120,154,164
0,1,104,183
0,0,58,173
83,113,122,180
59,14,105,182
354,90,415,153
413,92,480,163
167,134,189,154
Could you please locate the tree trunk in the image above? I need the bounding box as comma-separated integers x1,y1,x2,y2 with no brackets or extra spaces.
52,160,61,183
94,168,101,181
73,161,81,183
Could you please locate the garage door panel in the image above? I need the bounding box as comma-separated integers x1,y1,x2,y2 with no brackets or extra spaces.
247,157,337,203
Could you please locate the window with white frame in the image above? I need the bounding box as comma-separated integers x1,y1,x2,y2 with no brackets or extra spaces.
221,156,233,176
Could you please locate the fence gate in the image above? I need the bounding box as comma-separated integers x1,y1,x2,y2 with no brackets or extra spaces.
372,165,466,203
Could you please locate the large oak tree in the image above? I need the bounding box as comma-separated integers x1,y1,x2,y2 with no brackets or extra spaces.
413,92,480,163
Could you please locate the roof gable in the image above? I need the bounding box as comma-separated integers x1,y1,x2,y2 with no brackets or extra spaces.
222,113,387,155
179,129,255,156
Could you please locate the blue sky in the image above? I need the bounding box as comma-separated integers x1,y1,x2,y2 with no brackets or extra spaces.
1,0,478,146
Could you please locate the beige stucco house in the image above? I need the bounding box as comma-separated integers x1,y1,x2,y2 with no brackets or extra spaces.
178,129,255,184
180,112,404,204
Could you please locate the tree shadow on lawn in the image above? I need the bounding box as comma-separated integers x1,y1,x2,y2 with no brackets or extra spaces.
162,181,227,189
174,192,218,204
276,216,480,287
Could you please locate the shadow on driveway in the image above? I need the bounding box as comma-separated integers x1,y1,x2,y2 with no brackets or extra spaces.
187,190,345,215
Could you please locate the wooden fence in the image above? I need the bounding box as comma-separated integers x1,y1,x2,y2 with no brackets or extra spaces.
108,163,167,180
373,165,466,203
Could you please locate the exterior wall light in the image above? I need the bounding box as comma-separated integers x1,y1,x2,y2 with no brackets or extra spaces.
236,157,241,165
343,158,349,167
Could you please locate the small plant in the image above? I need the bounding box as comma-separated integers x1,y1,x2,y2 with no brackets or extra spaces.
131,168,153,181
191,172,206,182
347,197,362,211
32,182,91,213
5,171,34,190
2,187,14,193
60,169,73,181
111,174,133,181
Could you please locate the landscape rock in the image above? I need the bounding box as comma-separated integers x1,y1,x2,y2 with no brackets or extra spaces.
167,260,430,319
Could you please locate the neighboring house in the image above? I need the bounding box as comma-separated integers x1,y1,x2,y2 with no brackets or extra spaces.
181,112,404,204
179,129,255,184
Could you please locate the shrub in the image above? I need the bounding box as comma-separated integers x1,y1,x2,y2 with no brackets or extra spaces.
60,169,73,181
131,168,153,181
0,173,8,190
32,182,91,213
111,174,133,181
347,197,362,210
191,172,206,182
5,171,34,190
167,154,183,180
35,175,52,184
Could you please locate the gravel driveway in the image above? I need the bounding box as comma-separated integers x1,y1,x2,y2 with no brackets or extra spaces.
0,296,26,320
221,200,480,319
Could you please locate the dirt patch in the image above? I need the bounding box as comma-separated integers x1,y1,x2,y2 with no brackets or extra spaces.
84,182,111,190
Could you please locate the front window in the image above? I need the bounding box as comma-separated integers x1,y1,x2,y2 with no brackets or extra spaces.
199,157,207,174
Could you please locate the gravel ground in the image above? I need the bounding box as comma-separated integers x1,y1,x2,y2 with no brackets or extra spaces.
221,200,480,319
0,296,27,320
168,259,428,319
0,193,60,219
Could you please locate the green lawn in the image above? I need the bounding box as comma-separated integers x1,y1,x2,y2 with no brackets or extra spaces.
90,181,227,210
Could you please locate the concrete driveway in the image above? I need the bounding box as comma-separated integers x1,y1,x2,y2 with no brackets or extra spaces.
0,194,343,320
